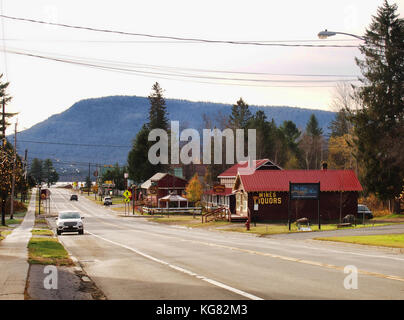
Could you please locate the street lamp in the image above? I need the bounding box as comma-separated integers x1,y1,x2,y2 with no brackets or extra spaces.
317,29,364,40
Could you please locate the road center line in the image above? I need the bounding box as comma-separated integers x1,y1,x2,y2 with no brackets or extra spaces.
85,230,263,300
53,190,404,284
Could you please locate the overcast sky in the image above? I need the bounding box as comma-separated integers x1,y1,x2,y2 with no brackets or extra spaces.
1,0,403,134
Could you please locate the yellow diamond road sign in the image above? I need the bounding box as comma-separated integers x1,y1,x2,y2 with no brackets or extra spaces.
123,190,132,200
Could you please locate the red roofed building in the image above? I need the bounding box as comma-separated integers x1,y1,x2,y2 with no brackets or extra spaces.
202,159,282,211
233,168,363,222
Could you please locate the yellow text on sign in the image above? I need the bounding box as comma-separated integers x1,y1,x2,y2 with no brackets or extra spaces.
257,192,282,205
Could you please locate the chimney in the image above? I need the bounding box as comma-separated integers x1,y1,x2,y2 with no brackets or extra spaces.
321,161,328,170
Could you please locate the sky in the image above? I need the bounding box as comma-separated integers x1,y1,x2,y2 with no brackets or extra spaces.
1,0,403,134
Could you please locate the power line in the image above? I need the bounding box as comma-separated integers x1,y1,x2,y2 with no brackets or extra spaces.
0,14,360,48
5,46,360,78
2,47,360,88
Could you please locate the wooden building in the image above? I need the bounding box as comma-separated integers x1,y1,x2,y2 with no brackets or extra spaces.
202,159,282,212
233,169,363,222
141,172,188,207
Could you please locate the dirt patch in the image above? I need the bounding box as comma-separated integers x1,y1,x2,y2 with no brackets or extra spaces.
25,264,106,300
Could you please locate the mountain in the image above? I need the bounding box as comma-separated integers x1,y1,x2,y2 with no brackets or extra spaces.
10,96,336,180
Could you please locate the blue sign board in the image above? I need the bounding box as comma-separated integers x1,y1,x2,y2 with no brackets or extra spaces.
289,183,320,200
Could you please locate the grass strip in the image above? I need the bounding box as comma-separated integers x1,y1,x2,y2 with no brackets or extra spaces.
31,229,54,236
28,237,74,266
314,233,404,248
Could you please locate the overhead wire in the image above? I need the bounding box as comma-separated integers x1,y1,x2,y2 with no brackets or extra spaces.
1,47,360,88
0,14,361,48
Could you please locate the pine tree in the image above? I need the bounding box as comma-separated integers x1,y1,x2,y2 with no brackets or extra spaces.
43,159,59,187
148,82,169,131
329,109,350,137
349,0,404,212
229,98,252,129
29,158,44,185
127,124,155,183
0,74,15,142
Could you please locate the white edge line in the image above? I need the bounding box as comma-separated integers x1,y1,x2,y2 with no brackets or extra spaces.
86,230,263,300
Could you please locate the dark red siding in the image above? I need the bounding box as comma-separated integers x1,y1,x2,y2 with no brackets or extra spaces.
248,191,358,222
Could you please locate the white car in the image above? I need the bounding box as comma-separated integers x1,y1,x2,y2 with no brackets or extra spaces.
56,211,85,235
103,196,112,206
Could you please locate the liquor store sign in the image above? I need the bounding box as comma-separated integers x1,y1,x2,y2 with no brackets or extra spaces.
254,192,282,205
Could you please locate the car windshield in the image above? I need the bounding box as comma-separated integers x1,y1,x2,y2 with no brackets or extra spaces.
59,212,81,219
358,205,368,211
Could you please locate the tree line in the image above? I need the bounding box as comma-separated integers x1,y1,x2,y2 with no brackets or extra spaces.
127,1,403,213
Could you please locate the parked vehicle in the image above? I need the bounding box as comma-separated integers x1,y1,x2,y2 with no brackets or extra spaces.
70,194,78,201
104,196,112,206
56,211,84,235
357,204,373,219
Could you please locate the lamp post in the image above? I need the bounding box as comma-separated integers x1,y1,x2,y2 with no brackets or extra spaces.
317,29,364,41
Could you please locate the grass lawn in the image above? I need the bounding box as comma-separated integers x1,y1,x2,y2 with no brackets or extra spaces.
373,214,404,220
148,215,231,228
148,215,395,234
28,237,74,266
314,234,404,249
31,229,54,236
223,222,394,236
5,218,23,226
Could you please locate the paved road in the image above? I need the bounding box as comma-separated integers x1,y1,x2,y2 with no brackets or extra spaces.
48,188,404,300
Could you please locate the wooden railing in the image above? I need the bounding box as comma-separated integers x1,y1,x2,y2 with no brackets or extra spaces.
141,207,202,216
202,206,231,223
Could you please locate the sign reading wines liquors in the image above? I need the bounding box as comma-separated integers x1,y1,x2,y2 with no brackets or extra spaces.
289,183,320,200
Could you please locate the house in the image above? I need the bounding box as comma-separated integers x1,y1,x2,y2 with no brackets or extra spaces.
232,168,363,222
141,172,188,207
202,159,282,212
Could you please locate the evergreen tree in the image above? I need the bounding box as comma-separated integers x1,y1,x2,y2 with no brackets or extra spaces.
29,158,44,185
349,0,404,211
229,98,252,129
280,120,302,168
248,111,272,159
0,73,15,143
42,159,59,187
127,124,155,183
148,82,169,131
329,109,350,137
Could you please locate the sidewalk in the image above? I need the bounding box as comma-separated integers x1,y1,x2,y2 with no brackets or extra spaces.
0,190,36,300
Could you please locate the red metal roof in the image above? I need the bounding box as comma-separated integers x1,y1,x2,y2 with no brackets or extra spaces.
204,187,234,196
238,170,363,192
218,159,272,178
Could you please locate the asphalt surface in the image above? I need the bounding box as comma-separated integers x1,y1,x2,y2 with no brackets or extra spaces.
48,188,404,300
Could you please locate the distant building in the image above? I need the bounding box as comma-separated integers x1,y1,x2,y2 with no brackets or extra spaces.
141,172,188,207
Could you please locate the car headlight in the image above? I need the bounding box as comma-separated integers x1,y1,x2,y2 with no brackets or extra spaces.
77,221,83,226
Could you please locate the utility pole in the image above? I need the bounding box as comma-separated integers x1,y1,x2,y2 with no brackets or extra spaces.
88,162,90,196
10,121,17,219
